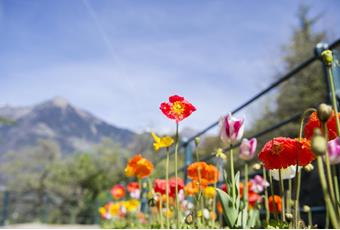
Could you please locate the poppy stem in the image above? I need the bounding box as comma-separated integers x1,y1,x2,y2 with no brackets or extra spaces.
244,163,249,209
262,167,270,224
293,163,301,228
307,209,313,228
174,122,180,228
269,171,278,221
286,178,292,214
326,63,340,137
278,169,286,222
322,122,336,207
166,147,170,229
317,156,339,228
230,145,236,201
332,165,340,216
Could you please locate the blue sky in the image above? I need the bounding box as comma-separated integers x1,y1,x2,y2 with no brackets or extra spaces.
0,0,339,133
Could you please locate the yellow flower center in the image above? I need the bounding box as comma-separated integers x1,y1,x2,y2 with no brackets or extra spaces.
171,101,185,115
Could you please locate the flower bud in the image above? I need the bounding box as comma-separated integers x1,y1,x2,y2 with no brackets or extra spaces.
148,198,156,207
285,213,293,222
303,163,314,172
317,103,332,123
321,50,333,67
194,137,201,146
185,212,193,225
252,163,261,171
303,205,311,213
312,128,327,156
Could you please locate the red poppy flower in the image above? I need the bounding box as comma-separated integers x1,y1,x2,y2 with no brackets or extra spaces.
127,182,139,193
160,95,196,123
269,195,282,213
258,137,315,170
220,184,227,192
111,184,126,200
154,179,168,195
169,177,184,197
304,111,339,140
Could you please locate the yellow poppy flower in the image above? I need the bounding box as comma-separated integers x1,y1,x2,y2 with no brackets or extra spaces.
216,148,227,160
151,132,174,151
204,186,216,199
125,199,140,212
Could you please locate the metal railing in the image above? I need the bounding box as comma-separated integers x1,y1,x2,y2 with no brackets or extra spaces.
151,39,340,218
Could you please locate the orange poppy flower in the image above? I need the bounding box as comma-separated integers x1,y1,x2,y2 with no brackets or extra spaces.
268,195,282,213
258,137,315,169
135,158,154,178
160,95,196,123
187,162,208,180
184,179,208,196
187,162,219,184
304,111,339,140
125,154,154,178
202,164,219,184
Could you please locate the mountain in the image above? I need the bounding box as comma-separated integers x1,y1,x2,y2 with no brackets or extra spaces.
0,97,136,154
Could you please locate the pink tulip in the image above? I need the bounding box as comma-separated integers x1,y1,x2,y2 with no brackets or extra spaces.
327,137,340,165
239,138,257,161
250,175,269,193
219,113,245,145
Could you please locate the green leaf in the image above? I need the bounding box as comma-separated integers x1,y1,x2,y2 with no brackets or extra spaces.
248,208,259,228
216,188,238,227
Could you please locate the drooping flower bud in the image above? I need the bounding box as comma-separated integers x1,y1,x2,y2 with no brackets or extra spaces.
303,205,311,213
317,103,332,123
321,50,333,67
194,137,200,146
285,213,293,222
148,197,157,207
252,163,261,171
185,212,193,225
303,163,314,172
311,128,327,156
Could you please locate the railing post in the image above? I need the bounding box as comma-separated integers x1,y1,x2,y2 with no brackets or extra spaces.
183,140,193,185
0,191,9,226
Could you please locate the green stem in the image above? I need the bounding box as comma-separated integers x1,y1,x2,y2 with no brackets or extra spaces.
322,122,336,206
332,165,340,216
293,108,316,227
294,164,301,228
262,167,270,224
279,169,286,222
307,210,312,229
244,163,249,208
269,171,278,220
327,66,340,136
165,147,170,229
287,178,292,214
317,156,339,228
230,145,236,201
174,122,180,228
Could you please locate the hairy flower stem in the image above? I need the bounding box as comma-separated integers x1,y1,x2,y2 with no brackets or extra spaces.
244,163,249,209
165,147,170,229
327,66,340,136
332,165,340,216
307,209,313,228
230,145,236,201
317,156,339,228
294,108,316,227
269,171,278,220
294,164,301,228
322,122,336,207
287,179,292,214
278,169,285,222
262,167,270,224
174,122,180,228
